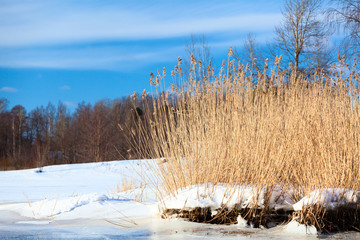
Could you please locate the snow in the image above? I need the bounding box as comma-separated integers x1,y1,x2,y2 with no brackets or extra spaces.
0,160,157,223
293,188,360,211
162,184,295,212
0,160,148,203
283,220,317,235
0,159,359,239
236,215,248,228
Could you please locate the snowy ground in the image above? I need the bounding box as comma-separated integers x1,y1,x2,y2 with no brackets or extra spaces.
0,160,359,239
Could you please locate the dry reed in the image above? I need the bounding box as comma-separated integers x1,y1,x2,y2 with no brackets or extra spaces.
132,50,360,231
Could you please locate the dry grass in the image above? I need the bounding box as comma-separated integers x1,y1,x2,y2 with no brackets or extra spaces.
116,177,138,193
133,50,360,231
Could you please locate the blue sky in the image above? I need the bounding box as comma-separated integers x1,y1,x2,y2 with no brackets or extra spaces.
0,0,283,111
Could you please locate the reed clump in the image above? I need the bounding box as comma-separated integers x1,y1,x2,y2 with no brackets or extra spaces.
133,50,360,232
293,203,360,232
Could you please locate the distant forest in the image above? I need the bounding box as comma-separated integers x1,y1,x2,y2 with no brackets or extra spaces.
0,96,152,170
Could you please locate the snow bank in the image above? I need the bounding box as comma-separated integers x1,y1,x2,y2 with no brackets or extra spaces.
163,184,360,213
19,193,108,218
293,189,360,211
0,190,156,222
0,160,150,203
283,220,317,235
162,184,295,211
0,160,157,222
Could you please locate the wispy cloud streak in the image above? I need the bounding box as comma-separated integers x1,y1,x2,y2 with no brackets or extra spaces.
60,85,71,90
0,0,282,70
0,44,182,70
0,1,281,47
63,101,76,108
0,86,18,93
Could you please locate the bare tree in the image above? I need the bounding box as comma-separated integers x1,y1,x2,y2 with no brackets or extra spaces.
274,0,329,72
234,33,267,74
327,0,360,58
10,105,26,167
0,98,8,114
29,107,46,168
45,103,55,165
54,102,71,164
309,36,334,73
183,34,213,86
91,100,112,162
0,110,11,169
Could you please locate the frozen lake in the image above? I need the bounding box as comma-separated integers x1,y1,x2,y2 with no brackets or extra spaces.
1,217,360,239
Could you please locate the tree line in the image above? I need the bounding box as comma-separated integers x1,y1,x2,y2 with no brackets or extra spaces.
0,97,152,170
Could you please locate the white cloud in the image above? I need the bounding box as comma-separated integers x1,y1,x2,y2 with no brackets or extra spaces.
0,1,282,47
0,44,181,70
60,85,71,90
0,1,282,70
0,86,18,93
63,101,76,108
